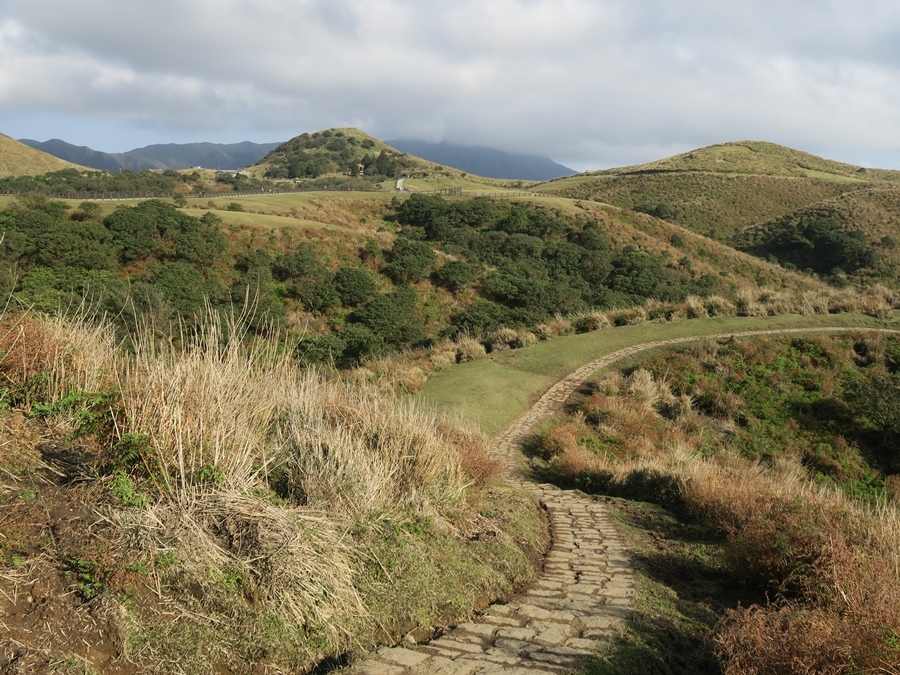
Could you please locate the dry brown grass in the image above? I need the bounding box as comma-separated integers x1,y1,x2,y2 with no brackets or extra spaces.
684,295,709,319
131,491,367,667
544,361,900,674
455,334,488,362
489,327,520,352
535,314,573,339
0,412,43,478
2,308,520,671
0,312,120,407
114,314,475,519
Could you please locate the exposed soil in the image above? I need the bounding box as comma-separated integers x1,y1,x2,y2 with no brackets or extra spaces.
0,425,138,674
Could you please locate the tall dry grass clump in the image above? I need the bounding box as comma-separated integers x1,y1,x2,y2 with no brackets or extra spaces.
535,314,573,339
0,311,120,407
275,378,469,517
684,295,709,319
118,314,473,517
454,333,487,362
735,288,767,317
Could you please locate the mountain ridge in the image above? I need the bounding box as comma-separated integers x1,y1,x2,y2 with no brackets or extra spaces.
386,138,575,181
19,138,281,172
0,133,86,177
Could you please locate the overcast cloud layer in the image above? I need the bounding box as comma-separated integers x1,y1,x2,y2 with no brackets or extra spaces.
1,0,899,171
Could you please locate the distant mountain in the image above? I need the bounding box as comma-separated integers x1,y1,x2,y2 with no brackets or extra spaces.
18,139,281,172
0,134,86,178
385,139,575,181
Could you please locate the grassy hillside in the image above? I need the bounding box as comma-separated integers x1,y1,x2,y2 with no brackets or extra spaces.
598,140,900,181
0,310,546,673
523,330,900,674
735,185,900,282
537,141,900,241
4,129,900,673
0,133,85,178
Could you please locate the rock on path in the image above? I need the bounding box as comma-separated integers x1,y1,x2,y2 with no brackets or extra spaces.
348,326,893,674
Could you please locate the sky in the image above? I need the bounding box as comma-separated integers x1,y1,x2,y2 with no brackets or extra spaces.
1,0,899,172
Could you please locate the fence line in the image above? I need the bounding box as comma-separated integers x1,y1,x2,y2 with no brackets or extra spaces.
0,188,538,201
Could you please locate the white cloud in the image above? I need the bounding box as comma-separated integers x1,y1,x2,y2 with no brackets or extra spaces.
0,0,898,167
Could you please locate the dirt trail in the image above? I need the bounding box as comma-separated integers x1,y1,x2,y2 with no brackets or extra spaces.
348,326,897,674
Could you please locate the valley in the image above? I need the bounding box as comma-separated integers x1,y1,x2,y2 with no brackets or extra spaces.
1,130,899,674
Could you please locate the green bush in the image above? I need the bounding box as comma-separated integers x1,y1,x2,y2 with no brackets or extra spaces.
349,286,425,348
433,260,479,292
382,238,436,284
333,266,377,307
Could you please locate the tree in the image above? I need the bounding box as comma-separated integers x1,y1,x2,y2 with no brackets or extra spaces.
433,260,478,292
383,238,436,284
349,286,425,348
155,262,207,319
273,244,337,310
333,266,377,307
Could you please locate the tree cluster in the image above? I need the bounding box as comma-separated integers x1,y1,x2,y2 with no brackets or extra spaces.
395,194,721,334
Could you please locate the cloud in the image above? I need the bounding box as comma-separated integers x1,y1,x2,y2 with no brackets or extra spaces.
0,0,898,168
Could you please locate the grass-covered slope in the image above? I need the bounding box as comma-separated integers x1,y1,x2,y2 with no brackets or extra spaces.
522,329,900,674
0,311,547,673
0,133,86,178
537,141,900,242
599,141,900,181
735,185,900,283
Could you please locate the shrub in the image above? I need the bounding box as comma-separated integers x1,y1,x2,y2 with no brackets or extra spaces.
332,266,377,307
383,238,437,284
433,260,479,292
155,262,208,319
349,286,425,348
455,335,487,363
489,327,519,352
572,312,610,334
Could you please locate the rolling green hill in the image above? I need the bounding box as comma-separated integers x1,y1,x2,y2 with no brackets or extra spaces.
249,127,525,190
537,141,900,239
0,133,86,178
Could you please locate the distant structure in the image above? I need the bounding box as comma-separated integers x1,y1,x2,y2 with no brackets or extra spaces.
215,170,250,180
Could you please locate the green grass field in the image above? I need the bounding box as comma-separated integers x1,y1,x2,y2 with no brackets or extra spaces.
419,313,900,437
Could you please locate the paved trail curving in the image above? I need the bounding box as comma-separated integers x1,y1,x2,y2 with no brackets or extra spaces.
348,326,895,674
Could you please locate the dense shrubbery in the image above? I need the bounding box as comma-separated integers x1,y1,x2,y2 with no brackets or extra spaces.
261,129,415,179
0,193,737,369
396,194,724,333
742,212,877,276
0,197,230,327
0,167,192,196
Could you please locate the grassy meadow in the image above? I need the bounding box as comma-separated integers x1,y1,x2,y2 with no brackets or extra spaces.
3,132,900,673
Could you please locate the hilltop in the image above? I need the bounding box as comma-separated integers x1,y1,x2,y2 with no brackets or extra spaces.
599,140,900,181
0,133,86,178
536,140,900,285
248,127,533,190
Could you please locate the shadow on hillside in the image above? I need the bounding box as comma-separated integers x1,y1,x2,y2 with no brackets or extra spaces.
517,459,770,675
572,498,752,675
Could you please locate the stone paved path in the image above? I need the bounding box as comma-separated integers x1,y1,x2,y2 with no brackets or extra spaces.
347,326,895,674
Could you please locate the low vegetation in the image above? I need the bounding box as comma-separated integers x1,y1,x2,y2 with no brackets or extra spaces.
0,310,546,672
5,131,900,673
529,333,900,674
